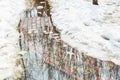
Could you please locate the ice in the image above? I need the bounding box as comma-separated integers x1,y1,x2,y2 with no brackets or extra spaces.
0,0,26,79
49,0,120,65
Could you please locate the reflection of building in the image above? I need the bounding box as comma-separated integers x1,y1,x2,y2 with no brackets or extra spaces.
19,0,120,80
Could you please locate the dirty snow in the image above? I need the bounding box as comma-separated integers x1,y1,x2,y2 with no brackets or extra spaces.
49,0,120,65
0,0,26,79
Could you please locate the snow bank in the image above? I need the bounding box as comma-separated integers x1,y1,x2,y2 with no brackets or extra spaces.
49,0,120,65
0,0,26,79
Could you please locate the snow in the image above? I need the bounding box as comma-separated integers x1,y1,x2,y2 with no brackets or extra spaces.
49,0,120,65
0,0,26,79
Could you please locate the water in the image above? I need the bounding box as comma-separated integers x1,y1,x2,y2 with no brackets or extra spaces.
19,8,120,80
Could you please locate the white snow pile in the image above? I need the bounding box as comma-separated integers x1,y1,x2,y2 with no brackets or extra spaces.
49,0,120,65
0,0,26,79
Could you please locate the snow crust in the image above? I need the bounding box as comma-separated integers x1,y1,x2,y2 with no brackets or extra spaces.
0,0,26,79
49,0,120,65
